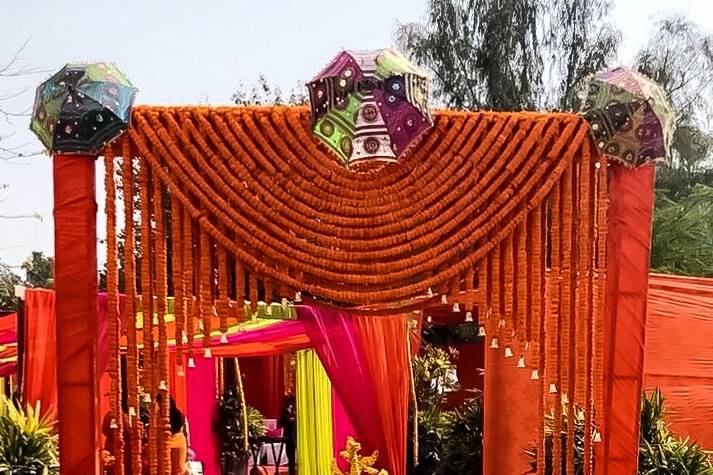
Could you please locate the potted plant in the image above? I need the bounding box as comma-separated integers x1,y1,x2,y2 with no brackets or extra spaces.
0,396,58,475
217,390,266,475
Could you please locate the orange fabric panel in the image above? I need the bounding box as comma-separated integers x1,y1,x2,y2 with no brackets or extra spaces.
599,163,655,475
23,289,57,415
353,314,410,475
644,274,713,448
483,347,538,474
53,154,101,475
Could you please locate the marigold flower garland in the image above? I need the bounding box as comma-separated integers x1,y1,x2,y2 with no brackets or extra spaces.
152,179,171,474
104,148,124,475
106,106,609,475
138,157,157,475
121,142,142,475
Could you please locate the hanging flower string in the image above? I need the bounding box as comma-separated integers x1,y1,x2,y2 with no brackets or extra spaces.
104,147,125,475
121,141,143,475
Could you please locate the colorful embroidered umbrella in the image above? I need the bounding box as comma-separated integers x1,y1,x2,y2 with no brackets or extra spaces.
581,67,674,168
308,49,432,168
30,62,137,154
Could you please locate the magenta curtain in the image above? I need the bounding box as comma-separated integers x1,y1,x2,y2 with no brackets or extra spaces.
186,356,220,475
332,386,356,471
298,304,408,475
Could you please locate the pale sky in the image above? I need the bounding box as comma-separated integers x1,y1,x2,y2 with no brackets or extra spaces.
0,0,710,269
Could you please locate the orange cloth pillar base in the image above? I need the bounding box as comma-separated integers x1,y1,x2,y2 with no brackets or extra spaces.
598,162,656,474
483,348,538,474
53,154,101,475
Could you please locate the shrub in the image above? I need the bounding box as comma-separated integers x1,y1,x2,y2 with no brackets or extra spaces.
0,396,58,475
525,388,713,474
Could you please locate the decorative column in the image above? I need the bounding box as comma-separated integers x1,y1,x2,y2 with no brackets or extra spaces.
53,153,101,474
599,162,656,474
30,62,137,475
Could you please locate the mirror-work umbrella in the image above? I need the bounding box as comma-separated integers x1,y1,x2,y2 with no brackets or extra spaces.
30,62,137,155
308,49,433,169
581,67,674,168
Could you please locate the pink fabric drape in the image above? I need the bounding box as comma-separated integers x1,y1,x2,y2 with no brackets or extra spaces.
332,387,356,470
186,356,220,475
299,304,409,475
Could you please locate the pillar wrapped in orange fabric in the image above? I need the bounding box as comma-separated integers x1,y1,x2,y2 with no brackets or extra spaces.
53,154,101,475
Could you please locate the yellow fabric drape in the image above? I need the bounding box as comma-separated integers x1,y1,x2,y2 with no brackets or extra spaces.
296,349,333,475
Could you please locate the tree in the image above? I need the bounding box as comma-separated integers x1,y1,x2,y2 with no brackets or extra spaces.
21,251,54,288
0,39,46,161
650,185,713,277
396,0,620,111
0,260,20,311
232,75,307,106
635,16,713,276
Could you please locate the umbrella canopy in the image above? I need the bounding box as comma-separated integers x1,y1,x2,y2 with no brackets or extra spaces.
581,67,674,168
308,49,432,168
30,62,136,155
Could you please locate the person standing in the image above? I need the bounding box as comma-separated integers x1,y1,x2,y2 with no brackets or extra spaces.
278,395,297,475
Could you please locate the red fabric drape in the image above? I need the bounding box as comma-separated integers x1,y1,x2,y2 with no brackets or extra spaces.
53,154,101,475
241,355,285,420
644,274,713,449
22,289,56,414
0,313,16,343
599,163,656,475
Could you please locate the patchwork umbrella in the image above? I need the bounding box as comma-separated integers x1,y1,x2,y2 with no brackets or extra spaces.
581,67,674,168
30,62,137,155
308,49,432,168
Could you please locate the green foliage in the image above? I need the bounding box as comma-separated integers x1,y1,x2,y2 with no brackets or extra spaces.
0,261,20,312
651,185,713,277
524,389,713,474
218,390,265,444
411,345,483,475
0,396,58,475
412,345,459,419
217,390,266,474
396,0,619,111
21,252,53,289
639,389,713,475
437,396,484,474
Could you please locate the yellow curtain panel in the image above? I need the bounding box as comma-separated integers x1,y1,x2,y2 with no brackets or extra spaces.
296,349,333,475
